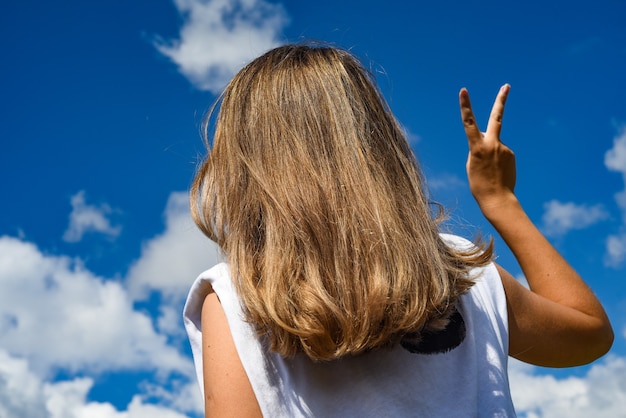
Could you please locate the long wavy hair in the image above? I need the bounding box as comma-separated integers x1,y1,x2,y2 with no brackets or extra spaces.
191,44,492,361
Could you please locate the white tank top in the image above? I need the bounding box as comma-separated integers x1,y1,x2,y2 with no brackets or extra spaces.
184,234,516,417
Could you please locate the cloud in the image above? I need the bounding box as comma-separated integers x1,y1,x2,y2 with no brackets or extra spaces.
45,378,192,418
1,191,213,416
154,0,289,93
0,350,194,418
541,200,608,237
401,125,422,145
125,191,221,303
604,126,626,265
427,173,466,191
140,379,203,416
63,191,121,243
0,350,48,417
605,126,626,205
509,356,626,418
605,233,626,266
0,236,191,377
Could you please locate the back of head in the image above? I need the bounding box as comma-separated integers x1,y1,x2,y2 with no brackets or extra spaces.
191,44,491,360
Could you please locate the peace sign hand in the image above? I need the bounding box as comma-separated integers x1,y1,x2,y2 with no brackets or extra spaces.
459,85,517,215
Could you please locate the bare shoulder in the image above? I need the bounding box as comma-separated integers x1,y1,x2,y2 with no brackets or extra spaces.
201,292,262,418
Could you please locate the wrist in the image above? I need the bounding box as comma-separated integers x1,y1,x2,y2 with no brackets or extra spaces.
476,193,523,223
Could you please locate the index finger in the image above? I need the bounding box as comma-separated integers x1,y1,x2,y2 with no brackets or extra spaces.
459,88,482,146
485,84,510,139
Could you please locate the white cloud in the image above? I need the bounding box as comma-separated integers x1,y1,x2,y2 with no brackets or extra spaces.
401,125,421,145
541,200,608,237
0,191,213,416
605,233,626,266
0,350,48,417
154,0,289,93
0,236,191,377
63,191,121,243
45,380,192,418
604,127,626,179
605,127,626,221
140,379,203,416
125,191,221,303
157,305,187,337
509,356,626,418
427,173,466,191
604,126,626,265
0,349,194,418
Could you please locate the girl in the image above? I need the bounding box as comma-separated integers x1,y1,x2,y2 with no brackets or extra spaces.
184,44,613,417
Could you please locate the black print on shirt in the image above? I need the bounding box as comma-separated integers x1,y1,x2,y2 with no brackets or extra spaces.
400,308,466,355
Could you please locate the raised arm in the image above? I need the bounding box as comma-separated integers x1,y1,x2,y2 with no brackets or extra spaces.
459,85,613,367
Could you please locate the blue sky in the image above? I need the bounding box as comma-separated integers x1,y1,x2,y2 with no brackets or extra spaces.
1,0,625,416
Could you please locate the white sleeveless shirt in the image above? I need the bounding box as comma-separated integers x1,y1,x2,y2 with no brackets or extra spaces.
183,234,516,417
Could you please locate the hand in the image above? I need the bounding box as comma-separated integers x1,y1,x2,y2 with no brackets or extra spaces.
460,86,614,367
459,85,516,214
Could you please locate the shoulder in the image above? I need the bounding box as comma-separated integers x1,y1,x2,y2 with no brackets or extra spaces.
439,233,501,290
182,263,263,416
182,263,235,393
439,234,508,342
439,233,476,250
184,263,231,324
201,284,263,417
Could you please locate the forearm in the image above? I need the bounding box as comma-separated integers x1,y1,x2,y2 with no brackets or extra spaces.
480,193,608,321
482,194,613,365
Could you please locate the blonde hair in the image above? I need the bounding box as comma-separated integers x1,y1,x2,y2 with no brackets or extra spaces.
191,44,492,361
